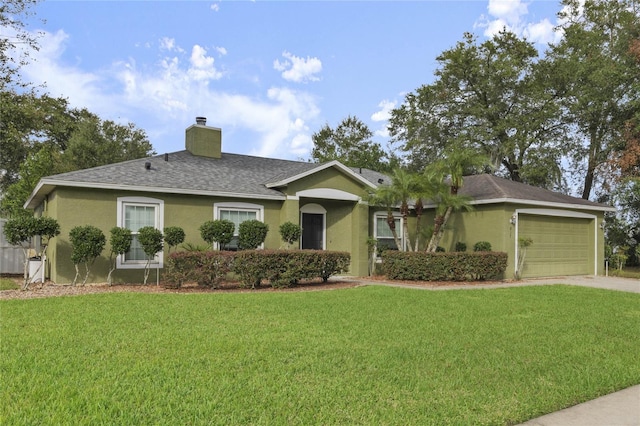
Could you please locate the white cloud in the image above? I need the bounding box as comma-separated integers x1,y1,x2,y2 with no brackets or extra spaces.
523,18,557,44
476,0,562,45
215,46,227,56
371,99,396,122
188,44,223,81
210,3,220,12
487,0,528,26
17,28,321,160
159,37,184,53
273,51,322,83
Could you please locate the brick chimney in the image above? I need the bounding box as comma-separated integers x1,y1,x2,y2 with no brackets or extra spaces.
185,117,222,158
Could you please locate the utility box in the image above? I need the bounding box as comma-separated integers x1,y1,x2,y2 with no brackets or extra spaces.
28,257,43,283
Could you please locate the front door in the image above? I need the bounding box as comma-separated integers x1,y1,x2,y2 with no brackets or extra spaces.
301,213,324,250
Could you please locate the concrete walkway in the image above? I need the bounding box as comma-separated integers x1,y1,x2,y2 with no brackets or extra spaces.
350,275,640,425
519,384,640,426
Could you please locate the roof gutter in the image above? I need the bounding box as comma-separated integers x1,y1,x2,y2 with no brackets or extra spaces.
24,178,286,210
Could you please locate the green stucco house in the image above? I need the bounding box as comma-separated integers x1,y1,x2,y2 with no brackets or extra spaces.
24,118,614,284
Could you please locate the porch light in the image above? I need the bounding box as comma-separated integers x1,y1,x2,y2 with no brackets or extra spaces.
510,213,517,225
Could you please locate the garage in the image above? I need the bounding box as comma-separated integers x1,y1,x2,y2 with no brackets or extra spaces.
517,213,594,278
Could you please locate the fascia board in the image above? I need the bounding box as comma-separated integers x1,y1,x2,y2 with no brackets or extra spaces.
265,160,377,189
24,179,286,209
420,197,616,212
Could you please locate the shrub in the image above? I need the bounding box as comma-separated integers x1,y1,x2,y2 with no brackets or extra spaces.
69,225,106,286
164,251,235,289
279,221,301,249
233,250,350,288
473,241,492,252
381,251,507,281
107,227,132,285
163,227,185,254
435,246,446,252
454,242,467,252
200,220,234,250
3,216,60,289
138,226,163,285
238,220,269,250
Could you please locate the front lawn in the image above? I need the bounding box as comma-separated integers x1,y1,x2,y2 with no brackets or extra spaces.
1,285,639,425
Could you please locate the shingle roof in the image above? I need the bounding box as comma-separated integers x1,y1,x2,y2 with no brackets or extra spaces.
25,150,613,213
25,150,384,208
458,174,613,211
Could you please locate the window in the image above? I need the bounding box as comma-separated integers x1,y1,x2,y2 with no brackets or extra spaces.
214,202,263,250
374,213,403,253
117,197,164,269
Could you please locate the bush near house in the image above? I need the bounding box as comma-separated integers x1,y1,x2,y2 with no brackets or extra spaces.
382,251,507,281
234,250,351,289
164,250,350,290
164,251,235,289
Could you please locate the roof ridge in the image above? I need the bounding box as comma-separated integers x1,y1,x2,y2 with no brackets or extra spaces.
485,174,509,198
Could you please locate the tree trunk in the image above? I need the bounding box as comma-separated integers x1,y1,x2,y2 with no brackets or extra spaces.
414,199,423,251
427,207,453,252
21,248,29,290
386,214,403,252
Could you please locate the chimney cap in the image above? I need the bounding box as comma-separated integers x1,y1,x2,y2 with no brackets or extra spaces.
195,116,207,126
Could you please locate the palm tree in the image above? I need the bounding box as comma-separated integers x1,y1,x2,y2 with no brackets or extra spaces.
425,148,489,252
367,184,404,251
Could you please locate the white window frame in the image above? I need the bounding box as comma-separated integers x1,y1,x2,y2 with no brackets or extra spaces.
213,202,264,250
116,196,164,269
373,211,404,254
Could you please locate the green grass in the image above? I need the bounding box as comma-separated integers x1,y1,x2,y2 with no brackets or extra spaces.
2,285,639,425
0,278,19,291
611,266,640,279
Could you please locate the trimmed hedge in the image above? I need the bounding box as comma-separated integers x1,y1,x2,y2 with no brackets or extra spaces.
381,251,507,281
233,250,351,288
164,251,235,289
164,250,351,289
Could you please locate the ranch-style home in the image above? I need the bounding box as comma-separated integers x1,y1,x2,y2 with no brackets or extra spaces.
24,118,615,284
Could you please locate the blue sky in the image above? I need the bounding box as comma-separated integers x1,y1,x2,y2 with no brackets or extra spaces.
17,0,566,161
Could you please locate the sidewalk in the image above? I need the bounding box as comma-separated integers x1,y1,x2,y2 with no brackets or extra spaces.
518,384,640,426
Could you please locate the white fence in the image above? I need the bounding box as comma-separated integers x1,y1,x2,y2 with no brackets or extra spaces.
0,219,24,274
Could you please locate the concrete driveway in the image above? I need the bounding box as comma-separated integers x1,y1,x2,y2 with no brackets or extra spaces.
520,275,640,293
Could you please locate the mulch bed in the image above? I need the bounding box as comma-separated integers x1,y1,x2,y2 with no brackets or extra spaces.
0,276,511,300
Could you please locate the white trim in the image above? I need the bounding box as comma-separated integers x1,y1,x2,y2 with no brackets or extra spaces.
513,208,598,277
296,188,361,201
213,202,264,250
116,196,164,270
421,197,616,213
265,160,377,189
300,203,326,250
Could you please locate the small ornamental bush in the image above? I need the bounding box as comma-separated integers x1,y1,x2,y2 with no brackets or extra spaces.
200,220,234,250
473,241,492,252
107,227,132,285
163,227,185,254
138,226,163,285
279,222,302,249
238,220,269,250
3,216,60,289
69,225,106,286
454,242,467,252
381,251,507,281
